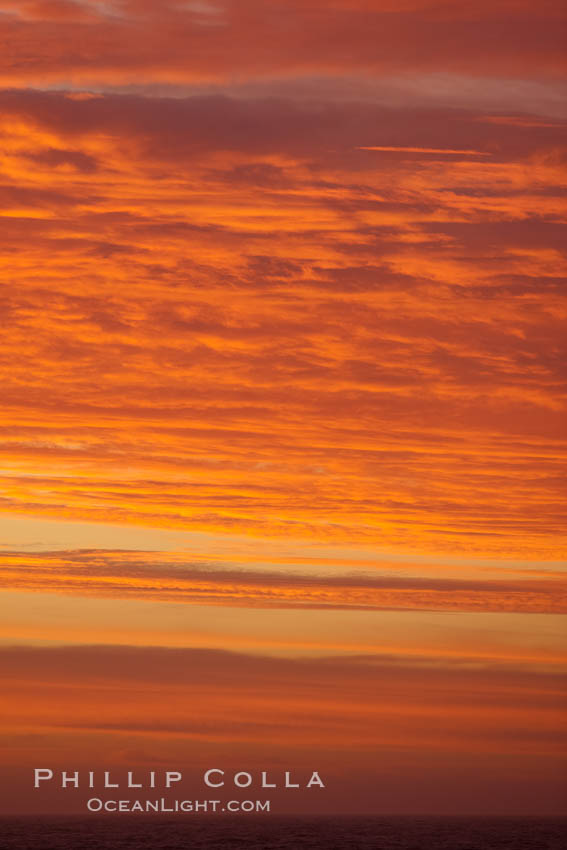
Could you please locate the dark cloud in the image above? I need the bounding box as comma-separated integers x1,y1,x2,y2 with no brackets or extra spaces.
22,146,99,173
0,0,565,86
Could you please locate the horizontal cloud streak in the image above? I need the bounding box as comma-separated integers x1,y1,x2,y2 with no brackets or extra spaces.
2,643,564,814
1,643,564,741
0,0,565,87
1,549,565,612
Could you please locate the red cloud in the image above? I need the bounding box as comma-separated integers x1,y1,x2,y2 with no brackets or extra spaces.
0,0,565,86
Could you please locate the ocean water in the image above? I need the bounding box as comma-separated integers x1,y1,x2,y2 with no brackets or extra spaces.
0,816,565,850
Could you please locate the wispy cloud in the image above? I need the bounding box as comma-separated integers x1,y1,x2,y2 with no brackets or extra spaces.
1,549,565,612
357,146,492,156
0,91,565,559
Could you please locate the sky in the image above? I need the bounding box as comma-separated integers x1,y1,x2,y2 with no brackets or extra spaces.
0,0,566,816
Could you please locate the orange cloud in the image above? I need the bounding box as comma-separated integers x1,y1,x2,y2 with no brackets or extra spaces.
1,549,565,612
357,146,492,156
0,91,565,560
1,0,566,822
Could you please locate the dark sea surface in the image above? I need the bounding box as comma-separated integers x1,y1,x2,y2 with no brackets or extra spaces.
0,816,565,850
